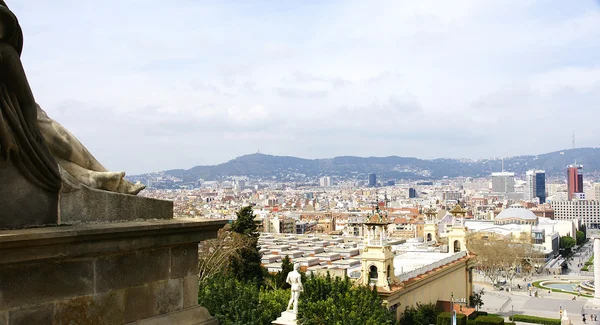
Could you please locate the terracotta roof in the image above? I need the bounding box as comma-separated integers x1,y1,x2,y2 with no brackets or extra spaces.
436,301,476,317
393,217,408,224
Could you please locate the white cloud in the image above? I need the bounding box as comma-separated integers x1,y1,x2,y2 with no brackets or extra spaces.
7,0,600,173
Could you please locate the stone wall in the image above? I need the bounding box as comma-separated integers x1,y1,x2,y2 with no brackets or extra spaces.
0,219,226,325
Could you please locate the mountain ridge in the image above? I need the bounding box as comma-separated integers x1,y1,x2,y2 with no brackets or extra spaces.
139,148,600,182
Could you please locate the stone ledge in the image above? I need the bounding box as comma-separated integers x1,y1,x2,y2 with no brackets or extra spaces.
60,186,173,224
0,219,228,264
124,306,218,325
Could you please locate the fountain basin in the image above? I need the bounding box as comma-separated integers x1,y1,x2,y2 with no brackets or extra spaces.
537,279,594,296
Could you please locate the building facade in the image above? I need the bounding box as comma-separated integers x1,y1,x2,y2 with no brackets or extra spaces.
525,170,546,203
319,176,332,187
491,172,515,193
551,200,599,228
369,173,377,187
567,165,583,201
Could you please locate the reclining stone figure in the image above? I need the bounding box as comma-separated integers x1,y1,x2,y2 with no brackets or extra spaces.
0,0,144,195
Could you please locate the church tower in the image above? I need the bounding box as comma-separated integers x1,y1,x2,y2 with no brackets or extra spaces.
423,208,439,243
359,207,399,291
447,205,468,253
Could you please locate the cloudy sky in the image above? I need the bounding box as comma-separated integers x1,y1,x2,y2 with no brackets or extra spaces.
9,0,600,174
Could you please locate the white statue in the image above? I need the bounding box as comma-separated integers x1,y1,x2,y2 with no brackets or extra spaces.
286,263,303,314
561,310,571,325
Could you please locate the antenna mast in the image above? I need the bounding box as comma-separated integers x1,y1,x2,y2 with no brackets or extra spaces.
572,131,575,150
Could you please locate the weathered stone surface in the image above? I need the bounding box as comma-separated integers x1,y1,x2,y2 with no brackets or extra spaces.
182,275,199,308
60,186,172,223
0,311,8,325
0,260,94,309
53,291,124,325
0,219,227,265
96,248,170,293
0,160,58,229
0,219,225,325
123,306,218,325
154,278,183,315
171,244,199,278
8,303,54,325
124,285,154,323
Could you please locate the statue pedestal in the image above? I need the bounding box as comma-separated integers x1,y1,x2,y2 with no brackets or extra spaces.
0,218,227,325
272,311,297,325
60,184,172,223
0,160,58,229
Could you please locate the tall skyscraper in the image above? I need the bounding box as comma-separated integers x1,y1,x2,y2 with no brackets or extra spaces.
491,172,515,193
319,176,332,187
368,173,377,187
525,170,546,203
567,164,583,200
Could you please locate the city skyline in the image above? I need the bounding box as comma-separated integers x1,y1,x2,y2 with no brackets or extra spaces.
11,0,600,174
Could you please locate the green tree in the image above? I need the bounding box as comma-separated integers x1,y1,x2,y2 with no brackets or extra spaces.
469,288,485,311
272,255,294,289
229,206,264,283
299,273,396,325
580,224,587,241
576,230,586,246
399,302,440,325
560,236,576,257
198,273,287,325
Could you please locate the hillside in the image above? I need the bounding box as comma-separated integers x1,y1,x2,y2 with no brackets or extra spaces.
146,148,600,182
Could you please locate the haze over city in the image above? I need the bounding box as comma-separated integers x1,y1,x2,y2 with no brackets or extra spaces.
12,0,600,174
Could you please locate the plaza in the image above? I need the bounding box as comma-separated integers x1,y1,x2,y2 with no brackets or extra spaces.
476,238,599,324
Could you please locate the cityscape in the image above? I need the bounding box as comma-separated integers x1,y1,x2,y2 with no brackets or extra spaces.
131,149,600,324
1,0,600,325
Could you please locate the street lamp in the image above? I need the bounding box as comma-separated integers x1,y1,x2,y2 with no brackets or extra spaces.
559,305,562,319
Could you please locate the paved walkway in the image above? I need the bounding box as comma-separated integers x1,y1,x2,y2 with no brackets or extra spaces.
475,240,599,325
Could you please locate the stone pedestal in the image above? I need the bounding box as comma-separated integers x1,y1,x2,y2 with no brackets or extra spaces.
272,311,297,325
0,160,58,229
0,218,227,325
60,185,173,224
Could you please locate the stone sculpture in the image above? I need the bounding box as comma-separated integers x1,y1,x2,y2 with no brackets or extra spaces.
0,0,144,195
273,263,303,324
286,263,304,314
561,310,571,325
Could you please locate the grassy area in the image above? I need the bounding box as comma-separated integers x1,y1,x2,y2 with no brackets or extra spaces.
532,280,593,298
581,255,594,271
509,314,560,325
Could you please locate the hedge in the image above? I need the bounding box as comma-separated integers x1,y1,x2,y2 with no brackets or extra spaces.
509,314,560,325
475,315,504,325
437,312,467,325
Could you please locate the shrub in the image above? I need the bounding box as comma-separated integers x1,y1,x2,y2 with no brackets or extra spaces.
469,311,488,319
475,315,504,324
509,314,560,325
437,312,467,325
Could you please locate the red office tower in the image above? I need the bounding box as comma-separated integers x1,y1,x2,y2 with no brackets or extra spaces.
567,164,583,200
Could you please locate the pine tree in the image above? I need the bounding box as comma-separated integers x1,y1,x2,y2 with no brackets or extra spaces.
299,273,396,325
229,206,265,284
274,255,294,289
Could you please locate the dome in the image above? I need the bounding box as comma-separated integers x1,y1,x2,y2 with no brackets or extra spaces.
495,208,537,221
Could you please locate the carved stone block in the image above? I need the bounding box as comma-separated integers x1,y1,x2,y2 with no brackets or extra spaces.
0,160,58,229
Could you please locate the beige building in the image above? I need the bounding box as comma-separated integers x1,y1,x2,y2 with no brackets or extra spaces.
358,208,475,319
